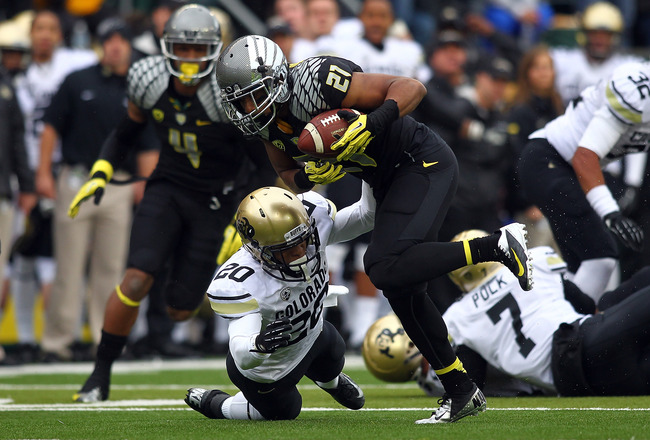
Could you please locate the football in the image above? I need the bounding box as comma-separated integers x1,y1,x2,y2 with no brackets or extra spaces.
297,109,361,159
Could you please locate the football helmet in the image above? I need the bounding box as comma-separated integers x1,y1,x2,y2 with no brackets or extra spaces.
579,2,622,60
160,4,222,86
448,229,503,293
215,35,290,135
362,314,422,383
236,187,320,280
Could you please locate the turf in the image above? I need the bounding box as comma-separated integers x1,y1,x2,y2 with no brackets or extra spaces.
1,358,649,440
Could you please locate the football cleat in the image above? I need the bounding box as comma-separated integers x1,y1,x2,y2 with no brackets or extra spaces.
320,373,365,410
73,372,109,403
185,387,230,419
496,223,533,291
415,383,486,424
73,385,107,403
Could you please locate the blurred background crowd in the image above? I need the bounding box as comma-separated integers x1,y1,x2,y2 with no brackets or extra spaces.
1,0,650,366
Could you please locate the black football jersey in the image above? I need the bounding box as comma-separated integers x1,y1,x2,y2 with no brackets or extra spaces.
258,56,434,188
127,56,251,193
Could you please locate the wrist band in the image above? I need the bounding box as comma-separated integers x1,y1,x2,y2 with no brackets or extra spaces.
585,184,619,219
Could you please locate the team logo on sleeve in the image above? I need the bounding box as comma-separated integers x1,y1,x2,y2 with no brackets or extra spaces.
279,287,291,301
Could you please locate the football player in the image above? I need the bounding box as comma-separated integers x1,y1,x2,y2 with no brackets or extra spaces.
185,185,374,420
440,229,650,396
213,35,535,423
519,61,649,303
69,5,274,402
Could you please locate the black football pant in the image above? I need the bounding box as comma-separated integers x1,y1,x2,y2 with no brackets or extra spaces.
225,320,346,420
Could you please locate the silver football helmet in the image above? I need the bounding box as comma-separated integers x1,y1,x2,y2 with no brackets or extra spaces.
448,230,503,293
362,314,422,383
236,187,320,281
215,35,290,135
161,4,222,86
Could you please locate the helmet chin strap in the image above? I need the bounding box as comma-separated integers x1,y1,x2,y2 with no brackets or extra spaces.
289,255,311,282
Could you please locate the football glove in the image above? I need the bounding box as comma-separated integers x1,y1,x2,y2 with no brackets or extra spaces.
303,160,346,185
217,219,242,265
251,318,292,354
68,160,114,219
331,100,399,162
604,211,644,252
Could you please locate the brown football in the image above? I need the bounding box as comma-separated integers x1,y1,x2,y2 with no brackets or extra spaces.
298,109,361,159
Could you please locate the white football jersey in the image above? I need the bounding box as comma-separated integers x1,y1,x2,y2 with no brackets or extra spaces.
532,61,650,166
207,191,367,383
443,247,584,392
334,36,424,79
551,47,641,105
14,47,97,169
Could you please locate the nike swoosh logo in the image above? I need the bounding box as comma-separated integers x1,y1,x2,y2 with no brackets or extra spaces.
511,247,525,276
422,161,438,168
196,120,212,126
257,388,276,395
352,121,363,131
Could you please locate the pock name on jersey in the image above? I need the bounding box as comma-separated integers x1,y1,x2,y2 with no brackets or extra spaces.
470,273,509,308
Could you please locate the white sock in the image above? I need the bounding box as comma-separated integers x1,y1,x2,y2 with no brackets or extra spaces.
572,257,617,303
315,376,339,390
221,391,265,420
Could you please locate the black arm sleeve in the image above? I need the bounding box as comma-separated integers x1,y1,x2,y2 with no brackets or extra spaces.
598,266,650,311
98,115,146,168
456,344,488,390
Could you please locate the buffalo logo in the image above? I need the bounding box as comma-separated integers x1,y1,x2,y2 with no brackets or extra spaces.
375,327,405,359
236,217,255,241
279,287,291,301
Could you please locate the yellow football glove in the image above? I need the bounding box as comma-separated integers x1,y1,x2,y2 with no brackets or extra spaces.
217,220,243,265
331,101,400,162
331,112,374,162
304,160,346,185
68,160,114,218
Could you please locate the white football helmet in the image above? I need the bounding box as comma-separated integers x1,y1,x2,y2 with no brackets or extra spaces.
236,187,320,281
448,230,503,293
215,35,290,135
161,4,223,86
362,314,422,383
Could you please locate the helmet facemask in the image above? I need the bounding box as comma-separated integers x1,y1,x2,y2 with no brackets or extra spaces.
217,35,290,135
254,219,321,281
161,4,223,86
236,187,320,281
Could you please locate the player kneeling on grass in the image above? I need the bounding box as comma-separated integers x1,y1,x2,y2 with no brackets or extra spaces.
185,185,374,420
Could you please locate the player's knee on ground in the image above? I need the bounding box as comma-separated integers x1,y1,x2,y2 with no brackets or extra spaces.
259,394,302,420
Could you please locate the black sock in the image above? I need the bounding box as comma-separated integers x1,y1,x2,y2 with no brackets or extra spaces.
437,368,474,396
468,233,499,263
94,330,127,377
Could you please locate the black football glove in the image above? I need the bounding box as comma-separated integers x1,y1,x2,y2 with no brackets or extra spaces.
251,317,292,353
604,211,644,252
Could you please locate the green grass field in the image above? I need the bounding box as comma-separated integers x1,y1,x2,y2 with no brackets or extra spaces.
1,356,649,440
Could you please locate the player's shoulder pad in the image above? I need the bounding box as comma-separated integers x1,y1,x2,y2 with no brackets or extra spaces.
127,55,169,109
298,190,335,219
605,61,650,125
530,246,567,274
196,72,230,123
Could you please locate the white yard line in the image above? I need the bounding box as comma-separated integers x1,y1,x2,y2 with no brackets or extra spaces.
1,400,649,412
0,355,367,378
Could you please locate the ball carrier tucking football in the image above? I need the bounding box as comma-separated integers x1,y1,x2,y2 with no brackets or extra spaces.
298,109,362,159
